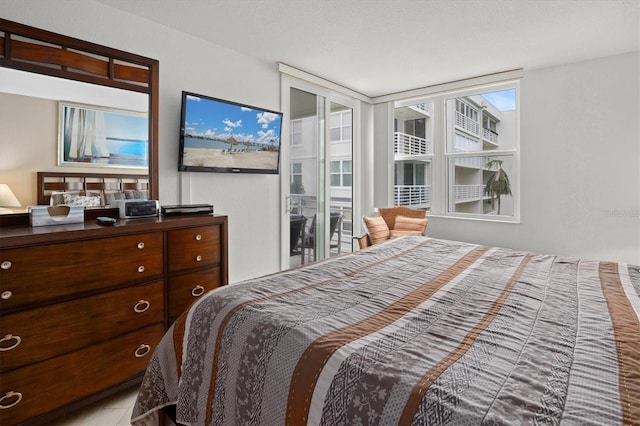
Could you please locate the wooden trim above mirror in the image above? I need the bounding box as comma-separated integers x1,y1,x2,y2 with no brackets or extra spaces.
0,18,159,202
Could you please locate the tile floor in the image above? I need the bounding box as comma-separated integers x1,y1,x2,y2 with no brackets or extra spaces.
48,386,139,426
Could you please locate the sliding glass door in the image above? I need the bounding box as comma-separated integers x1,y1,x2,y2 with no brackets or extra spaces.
283,82,355,268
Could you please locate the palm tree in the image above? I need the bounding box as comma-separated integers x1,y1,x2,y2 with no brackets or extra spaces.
483,159,512,215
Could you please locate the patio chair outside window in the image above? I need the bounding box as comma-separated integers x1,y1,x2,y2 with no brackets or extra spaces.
303,212,343,263
290,214,307,264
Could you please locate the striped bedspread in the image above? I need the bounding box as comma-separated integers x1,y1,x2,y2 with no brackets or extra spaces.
132,237,640,425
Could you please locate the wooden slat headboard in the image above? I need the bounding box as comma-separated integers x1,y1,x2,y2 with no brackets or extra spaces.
37,172,150,206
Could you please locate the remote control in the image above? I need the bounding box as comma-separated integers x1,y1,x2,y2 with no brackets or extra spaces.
96,216,117,225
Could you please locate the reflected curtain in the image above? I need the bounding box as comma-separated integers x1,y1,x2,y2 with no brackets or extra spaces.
64,107,109,160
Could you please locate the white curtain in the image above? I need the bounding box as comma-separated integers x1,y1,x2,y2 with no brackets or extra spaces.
64,107,109,160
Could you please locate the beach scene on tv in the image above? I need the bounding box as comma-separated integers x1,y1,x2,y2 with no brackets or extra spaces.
181,94,282,172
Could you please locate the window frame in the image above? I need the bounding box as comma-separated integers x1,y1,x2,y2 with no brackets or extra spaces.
396,80,520,223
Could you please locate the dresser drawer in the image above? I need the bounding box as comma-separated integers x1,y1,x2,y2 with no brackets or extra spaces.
0,233,163,312
168,267,222,322
167,225,220,272
0,323,163,426
0,280,163,373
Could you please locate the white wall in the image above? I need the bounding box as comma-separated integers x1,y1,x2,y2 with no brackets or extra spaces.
426,52,640,264
1,0,283,282
0,93,56,206
372,102,394,210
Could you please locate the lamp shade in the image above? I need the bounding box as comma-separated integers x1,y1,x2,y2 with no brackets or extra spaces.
0,184,21,207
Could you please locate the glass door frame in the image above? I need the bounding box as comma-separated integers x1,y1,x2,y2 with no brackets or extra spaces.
280,74,361,270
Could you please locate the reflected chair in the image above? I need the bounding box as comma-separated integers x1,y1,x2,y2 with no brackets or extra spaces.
303,212,343,264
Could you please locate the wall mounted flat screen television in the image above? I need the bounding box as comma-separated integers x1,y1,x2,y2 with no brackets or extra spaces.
178,91,283,174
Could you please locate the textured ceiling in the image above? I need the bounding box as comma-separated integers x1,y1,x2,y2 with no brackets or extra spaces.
95,0,639,97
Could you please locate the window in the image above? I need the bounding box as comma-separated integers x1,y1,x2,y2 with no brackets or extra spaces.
393,82,518,220
290,119,302,146
330,110,352,142
290,162,303,193
330,160,352,187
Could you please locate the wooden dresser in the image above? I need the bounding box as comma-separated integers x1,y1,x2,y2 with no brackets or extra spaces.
0,214,228,425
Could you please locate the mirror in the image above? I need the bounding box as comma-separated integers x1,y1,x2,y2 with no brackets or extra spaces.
0,68,149,208
0,19,159,218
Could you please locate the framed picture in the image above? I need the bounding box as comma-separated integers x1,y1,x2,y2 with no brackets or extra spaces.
58,102,148,168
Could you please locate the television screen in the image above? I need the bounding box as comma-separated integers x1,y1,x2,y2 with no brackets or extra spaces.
178,91,283,174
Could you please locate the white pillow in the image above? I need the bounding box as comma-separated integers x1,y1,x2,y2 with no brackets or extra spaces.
62,193,101,207
50,191,79,206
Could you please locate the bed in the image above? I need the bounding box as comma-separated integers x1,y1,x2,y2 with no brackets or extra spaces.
131,236,640,425
37,171,149,207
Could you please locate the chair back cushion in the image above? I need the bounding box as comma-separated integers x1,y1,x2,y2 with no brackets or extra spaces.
378,207,426,229
394,215,428,234
363,216,390,245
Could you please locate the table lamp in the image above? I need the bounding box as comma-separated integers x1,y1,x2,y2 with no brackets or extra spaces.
0,183,22,213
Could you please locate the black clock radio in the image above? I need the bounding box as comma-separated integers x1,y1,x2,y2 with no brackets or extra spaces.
111,199,160,219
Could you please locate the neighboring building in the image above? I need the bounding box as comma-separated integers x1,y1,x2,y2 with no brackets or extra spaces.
393,101,434,209
394,93,516,216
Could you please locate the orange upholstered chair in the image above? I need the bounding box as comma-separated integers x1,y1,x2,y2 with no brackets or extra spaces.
356,206,427,249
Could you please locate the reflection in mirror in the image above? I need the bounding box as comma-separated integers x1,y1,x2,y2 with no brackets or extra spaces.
0,67,149,209
0,18,158,222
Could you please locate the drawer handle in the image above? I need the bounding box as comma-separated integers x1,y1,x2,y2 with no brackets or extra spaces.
137,242,145,249
196,255,203,262
133,300,150,313
192,285,205,297
0,334,21,351
0,391,22,410
134,344,151,358
195,234,202,241
1,291,12,300
138,265,145,273
1,261,11,270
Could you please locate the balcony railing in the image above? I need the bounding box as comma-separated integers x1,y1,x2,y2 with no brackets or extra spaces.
394,185,431,207
289,194,353,255
394,132,433,156
455,111,480,135
483,128,499,144
454,184,483,202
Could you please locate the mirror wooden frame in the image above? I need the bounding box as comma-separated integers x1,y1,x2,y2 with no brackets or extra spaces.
0,19,159,223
